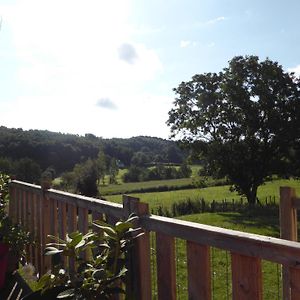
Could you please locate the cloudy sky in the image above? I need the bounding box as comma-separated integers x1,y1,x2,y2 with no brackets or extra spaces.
1,0,300,139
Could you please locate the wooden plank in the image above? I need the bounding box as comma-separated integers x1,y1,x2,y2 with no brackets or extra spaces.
35,193,43,276
67,203,77,274
10,181,123,219
78,207,88,260
231,253,262,300
92,211,103,234
156,232,176,300
67,203,77,233
141,214,300,267
58,201,67,240
78,207,88,235
280,187,297,241
8,185,16,222
41,193,51,273
31,193,39,273
58,201,67,268
123,197,152,300
50,198,58,237
290,267,300,300
187,241,211,300
26,191,33,264
15,188,19,222
280,187,298,300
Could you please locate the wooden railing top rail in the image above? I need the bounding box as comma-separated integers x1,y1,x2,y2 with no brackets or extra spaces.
10,180,123,218
142,214,300,268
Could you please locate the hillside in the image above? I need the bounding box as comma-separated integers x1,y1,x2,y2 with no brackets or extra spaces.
0,126,185,175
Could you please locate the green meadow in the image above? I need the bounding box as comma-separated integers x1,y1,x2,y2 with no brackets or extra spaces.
105,178,300,212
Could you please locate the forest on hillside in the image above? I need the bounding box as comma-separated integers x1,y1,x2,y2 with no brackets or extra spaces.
0,126,186,185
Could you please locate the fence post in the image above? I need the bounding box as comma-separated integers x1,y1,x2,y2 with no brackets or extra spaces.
123,195,152,300
280,187,298,300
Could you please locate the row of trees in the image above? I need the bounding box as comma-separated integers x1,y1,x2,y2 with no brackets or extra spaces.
123,163,192,183
168,55,300,204
0,127,185,174
59,151,120,197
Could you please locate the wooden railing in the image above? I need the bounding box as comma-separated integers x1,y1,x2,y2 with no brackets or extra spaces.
8,181,300,300
280,187,300,300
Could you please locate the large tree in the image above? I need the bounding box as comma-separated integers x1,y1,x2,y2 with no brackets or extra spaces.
168,56,300,204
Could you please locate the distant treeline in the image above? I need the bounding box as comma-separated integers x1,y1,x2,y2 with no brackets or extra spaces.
0,126,186,183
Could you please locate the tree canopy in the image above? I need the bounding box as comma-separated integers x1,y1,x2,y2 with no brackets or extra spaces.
168,55,300,204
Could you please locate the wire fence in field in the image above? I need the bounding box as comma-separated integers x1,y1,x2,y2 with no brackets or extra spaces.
150,234,282,300
153,195,278,218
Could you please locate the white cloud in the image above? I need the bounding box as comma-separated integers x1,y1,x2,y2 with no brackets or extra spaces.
288,65,300,77
180,40,198,48
205,16,227,25
180,40,191,48
96,98,117,110
118,43,138,64
0,0,166,138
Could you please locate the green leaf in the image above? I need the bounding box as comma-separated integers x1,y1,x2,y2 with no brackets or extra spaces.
115,222,132,234
57,288,75,298
69,233,83,247
47,234,66,244
75,238,86,249
45,248,63,256
92,223,117,237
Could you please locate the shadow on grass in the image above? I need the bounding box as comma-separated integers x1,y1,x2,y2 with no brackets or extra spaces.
217,206,280,237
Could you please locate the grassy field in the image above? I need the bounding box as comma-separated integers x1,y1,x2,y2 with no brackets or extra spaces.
153,211,281,300
100,165,204,195
105,178,300,212
100,177,195,195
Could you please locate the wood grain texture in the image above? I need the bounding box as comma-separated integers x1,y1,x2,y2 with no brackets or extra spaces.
231,253,262,300
156,232,176,300
187,241,211,300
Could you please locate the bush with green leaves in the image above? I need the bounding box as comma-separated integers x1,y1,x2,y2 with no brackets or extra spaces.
38,214,143,299
0,173,31,261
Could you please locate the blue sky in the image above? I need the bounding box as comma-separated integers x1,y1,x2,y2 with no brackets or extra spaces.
1,0,300,139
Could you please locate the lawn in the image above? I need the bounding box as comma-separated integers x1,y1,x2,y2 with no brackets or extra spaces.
105,178,300,212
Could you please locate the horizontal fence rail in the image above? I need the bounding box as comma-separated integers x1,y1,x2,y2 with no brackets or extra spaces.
8,181,300,300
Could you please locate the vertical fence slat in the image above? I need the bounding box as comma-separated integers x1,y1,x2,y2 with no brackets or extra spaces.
21,190,25,226
290,267,300,300
50,199,58,237
231,253,262,300
42,192,52,273
67,203,77,274
280,186,298,300
67,203,77,233
187,241,211,300
58,201,67,268
32,193,40,274
8,185,17,223
78,207,88,234
156,232,176,300
135,202,152,300
36,193,43,275
58,201,67,240
26,191,33,264
78,207,88,260
122,196,152,300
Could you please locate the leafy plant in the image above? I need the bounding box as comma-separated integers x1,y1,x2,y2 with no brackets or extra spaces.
0,173,31,261
38,214,143,299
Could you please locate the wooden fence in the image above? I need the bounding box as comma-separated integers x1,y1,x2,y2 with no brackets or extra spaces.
8,181,300,300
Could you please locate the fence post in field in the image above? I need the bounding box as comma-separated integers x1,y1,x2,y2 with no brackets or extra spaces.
280,187,298,300
123,195,152,300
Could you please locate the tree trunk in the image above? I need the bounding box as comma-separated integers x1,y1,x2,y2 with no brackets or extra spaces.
246,186,258,205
